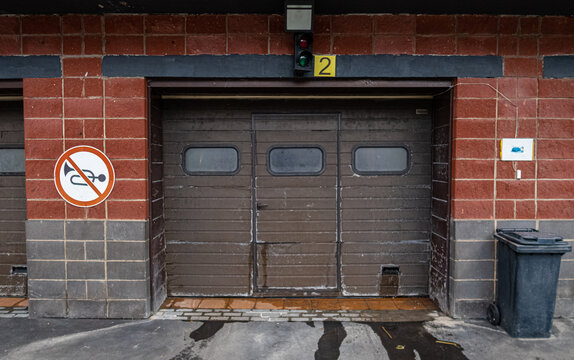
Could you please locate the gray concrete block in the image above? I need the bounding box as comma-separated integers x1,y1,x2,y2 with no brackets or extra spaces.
559,260,574,279
451,260,495,280
68,300,107,318
554,298,574,318
28,280,66,299
453,299,490,319
86,241,105,260
107,221,148,241
107,261,149,280
67,280,87,299
26,220,64,240
28,299,67,318
107,241,148,261
87,281,107,300
450,279,494,300
453,240,494,260
496,220,536,230
557,279,574,299
26,241,65,260
65,221,105,240
107,300,150,319
27,260,66,280
66,261,105,280
65,241,85,260
539,220,574,239
107,280,149,299
452,220,495,240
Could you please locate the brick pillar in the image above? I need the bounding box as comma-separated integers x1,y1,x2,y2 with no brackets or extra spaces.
23,73,150,319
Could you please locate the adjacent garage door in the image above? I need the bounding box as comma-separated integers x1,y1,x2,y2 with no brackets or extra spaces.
0,100,26,296
163,100,431,297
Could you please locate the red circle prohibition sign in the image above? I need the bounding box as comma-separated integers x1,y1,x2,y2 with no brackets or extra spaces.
54,146,115,207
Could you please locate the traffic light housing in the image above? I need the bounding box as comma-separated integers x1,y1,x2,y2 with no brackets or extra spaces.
294,32,313,75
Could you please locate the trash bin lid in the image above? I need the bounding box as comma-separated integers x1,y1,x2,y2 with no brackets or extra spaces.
496,228,562,245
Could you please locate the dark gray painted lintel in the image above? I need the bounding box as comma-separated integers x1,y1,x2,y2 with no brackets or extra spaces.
0,56,62,78
102,55,503,78
544,56,574,78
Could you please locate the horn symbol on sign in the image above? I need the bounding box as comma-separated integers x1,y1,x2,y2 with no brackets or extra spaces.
64,162,107,186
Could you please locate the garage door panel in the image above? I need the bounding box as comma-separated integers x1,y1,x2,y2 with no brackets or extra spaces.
0,199,26,210
168,264,251,276
257,187,334,199
256,232,335,243
165,209,251,221
257,131,337,143
0,210,27,221
165,197,251,209
167,242,250,253
162,186,251,199
255,116,338,131
340,131,431,143
256,177,336,188
166,231,251,243
258,210,336,222
164,175,252,187
168,253,250,265
342,231,429,242
342,198,430,209
342,263,429,276
163,119,251,131
342,242,429,254
342,209,430,221
166,220,251,232
163,130,251,143
342,220,431,232
340,175,432,186
168,275,251,287
342,252,429,265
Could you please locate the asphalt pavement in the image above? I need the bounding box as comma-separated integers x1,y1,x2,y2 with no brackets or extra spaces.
1,316,573,360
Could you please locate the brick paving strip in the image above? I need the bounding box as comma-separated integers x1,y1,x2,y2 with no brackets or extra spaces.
0,298,29,318
0,297,439,321
151,297,440,322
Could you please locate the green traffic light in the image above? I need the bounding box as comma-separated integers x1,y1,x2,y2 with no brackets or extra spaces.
298,53,310,67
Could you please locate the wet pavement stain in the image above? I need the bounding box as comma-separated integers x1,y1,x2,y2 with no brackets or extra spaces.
189,321,226,341
367,322,468,360
315,322,348,360
169,321,228,360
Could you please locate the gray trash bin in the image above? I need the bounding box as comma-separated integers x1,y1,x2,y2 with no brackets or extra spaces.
488,228,572,338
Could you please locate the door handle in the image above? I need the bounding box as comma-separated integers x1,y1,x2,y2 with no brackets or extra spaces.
257,203,269,210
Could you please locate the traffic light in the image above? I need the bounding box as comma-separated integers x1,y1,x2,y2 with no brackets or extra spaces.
294,32,313,75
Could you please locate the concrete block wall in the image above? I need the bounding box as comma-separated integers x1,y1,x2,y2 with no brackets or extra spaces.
26,220,150,318
0,13,572,318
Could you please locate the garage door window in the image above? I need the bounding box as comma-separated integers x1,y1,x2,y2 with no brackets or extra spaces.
0,148,25,175
352,146,409,175
183,146,240,175
268,146,325,176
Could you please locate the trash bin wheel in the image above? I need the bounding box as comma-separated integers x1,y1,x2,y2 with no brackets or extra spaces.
487,303,501,326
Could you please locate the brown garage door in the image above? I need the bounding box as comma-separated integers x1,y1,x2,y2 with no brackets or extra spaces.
162,100,431,297
0,100,26,296
254,114,339,292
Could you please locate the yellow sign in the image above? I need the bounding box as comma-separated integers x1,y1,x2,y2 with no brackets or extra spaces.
314,55,336,77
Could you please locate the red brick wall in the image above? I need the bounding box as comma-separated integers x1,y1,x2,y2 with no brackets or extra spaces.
2,13,573,221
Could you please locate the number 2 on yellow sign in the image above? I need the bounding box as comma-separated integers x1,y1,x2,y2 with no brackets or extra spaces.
314,55,336,77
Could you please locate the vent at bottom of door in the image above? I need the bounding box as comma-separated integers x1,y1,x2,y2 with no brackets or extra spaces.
380,265,399,296
11,265,27,275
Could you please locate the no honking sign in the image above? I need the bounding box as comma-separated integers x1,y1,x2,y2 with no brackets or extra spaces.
54,146,115,207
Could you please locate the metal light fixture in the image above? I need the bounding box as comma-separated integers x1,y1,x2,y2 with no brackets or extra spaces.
285,0,314,32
